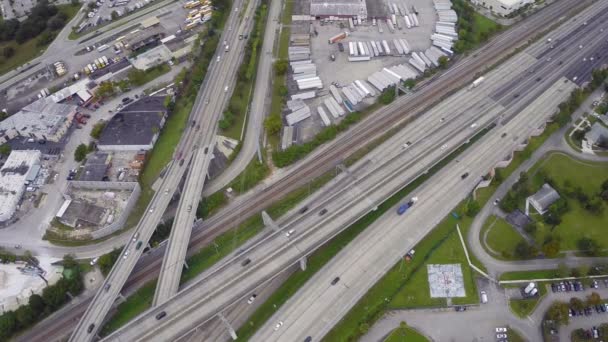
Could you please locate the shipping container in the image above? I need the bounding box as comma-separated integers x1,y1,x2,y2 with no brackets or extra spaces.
317,106,331,126
328,32,348,44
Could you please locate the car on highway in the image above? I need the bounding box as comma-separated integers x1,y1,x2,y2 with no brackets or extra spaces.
247,294,257,304
304,337,312,342
187,205,192,212
440,144,447,150
496,327,507,333
164,188,170,195
461,172,469,179
155,311,167,320
403,141,412,148
87,324,95,333
273,321,283,331
299,206,309,214
123,250,129,259
224,86,229,92
104,283,111,291
136,241,143,250
319,208,328,216
149,206,155,213
217,56,221,62
132,232,139,242
241,258,251,266
331,277,340,285
285,229,295,237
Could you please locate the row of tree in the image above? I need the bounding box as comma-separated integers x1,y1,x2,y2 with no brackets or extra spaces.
547,292,603,327
0,255,84,340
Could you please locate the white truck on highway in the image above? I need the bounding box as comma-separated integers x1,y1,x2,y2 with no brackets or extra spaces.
469,76,485,90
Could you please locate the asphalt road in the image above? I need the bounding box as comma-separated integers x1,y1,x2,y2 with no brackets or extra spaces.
17,0,596,340
102,4,608,336
67,1,257,339
251,4,608,340
152,0,259,306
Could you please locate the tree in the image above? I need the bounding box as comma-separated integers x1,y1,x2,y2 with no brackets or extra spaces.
47,15,66,31
379,87,396,105
403,79,416,89
514,241,536,259
0,311,16,340
127,68,147,86
111,10,119,20
74,143,88,162
0,143,11,156
90,121,106,139
359,323,370,334
95,81,115,98
15,305,35,327
523,221,537,235
587,292,602,306
578,237,601,257
62,254,78,269
273,59,288,75
2,46,14,58
542,236,561,258
570,297,585,311
465,200,480,217
264,115,282,136
546,301,569,325
28,294,45,316
438,56,449,69
98,248,121,276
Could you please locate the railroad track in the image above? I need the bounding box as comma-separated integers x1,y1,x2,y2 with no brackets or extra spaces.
19,1,593,340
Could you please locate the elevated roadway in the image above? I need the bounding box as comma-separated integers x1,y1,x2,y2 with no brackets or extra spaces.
103,5,608,335
152,0,259,306
105,2,608,339
18,0,594,340
68,0,255,339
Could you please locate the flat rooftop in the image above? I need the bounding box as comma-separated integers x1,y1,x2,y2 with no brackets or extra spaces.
0,150,41,222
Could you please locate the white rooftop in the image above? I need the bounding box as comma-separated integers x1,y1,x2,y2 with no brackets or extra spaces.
0,150,41,222
0,97,76,140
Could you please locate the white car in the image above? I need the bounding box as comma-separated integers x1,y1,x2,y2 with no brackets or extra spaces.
217,55,221,62
164,188,170,194
149,206,155,213
470,122,478,129
496,333,508,339
273,321,284,331
247,294,257,304
224,86,229,92
132,232,139,243
495,327,507,333
123,250,129,259
440,144,448,150
90,257,99,266
285,229,295,237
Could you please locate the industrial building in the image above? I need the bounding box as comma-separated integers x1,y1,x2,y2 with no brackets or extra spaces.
130,45,173,71
55,199,108,228
80,153,112,181
122,25,165,52
0,98,77,145
97,96,167,151
0,150,42,222
470,0,533,16
310,0,367,19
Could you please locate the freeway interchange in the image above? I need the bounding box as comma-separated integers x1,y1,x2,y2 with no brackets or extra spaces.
17,0,608,340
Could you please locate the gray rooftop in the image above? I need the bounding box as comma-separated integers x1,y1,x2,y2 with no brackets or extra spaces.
80,153,111,181
310,0,367,17
530,183,560,212
585,122,608,145
0,97,76,139
60,201,106,227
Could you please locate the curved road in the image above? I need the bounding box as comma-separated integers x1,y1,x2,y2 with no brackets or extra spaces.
466,88,608,278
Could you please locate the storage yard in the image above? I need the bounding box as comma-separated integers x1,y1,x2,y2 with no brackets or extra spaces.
281,0,458,148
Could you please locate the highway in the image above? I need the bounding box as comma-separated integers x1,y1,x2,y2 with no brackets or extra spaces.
18,0,594,340
102,3,608,335
152,0,259,306
104,2,608,340
251,3,608,340
67,0,257,340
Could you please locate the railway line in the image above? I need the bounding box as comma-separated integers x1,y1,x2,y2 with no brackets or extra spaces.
18,0,594,340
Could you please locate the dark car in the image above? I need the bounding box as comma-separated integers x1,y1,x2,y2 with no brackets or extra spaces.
104,283,111,291
331,277,340,285
156,311,167,320
136,241,143,250
337,42,344,52
299,206,309,214
304,337,312,342
455,306,466,312
179,159,185,166
461,172,469,179
319,208,328,216
551,283,557,292
241,258,251,266
87,324,95,333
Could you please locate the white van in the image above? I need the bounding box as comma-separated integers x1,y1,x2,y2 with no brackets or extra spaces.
480,290,488,304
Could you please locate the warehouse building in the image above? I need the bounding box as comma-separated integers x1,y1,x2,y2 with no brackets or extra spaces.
0,150,42,222
0,98,77,145
470,0,533,16
97,96,167,151
310,0,368,19
80,152,112,181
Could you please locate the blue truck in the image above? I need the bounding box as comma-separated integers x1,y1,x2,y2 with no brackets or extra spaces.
397,197,418,215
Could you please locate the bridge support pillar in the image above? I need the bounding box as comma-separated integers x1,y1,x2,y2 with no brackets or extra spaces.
218,313,237,340
262,211,280,232
299,256,307,271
